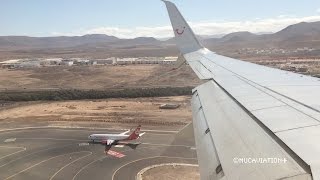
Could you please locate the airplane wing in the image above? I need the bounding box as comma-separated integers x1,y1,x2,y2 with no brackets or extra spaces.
163,1,320,179
119,129,130,135
139,132,146,137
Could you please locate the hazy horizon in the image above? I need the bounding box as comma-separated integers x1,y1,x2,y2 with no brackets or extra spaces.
1,0,320,38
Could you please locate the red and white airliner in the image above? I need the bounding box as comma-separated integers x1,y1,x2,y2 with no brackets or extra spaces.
88,125,145,146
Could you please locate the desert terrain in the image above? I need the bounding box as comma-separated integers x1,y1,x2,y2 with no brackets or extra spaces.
0,64,201,91
0,96,191,130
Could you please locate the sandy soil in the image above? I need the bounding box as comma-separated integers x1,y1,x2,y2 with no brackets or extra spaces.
142,165,200,180
0,65,201,90
0,96,192,130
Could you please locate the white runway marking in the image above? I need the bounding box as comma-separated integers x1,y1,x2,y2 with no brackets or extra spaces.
72,146,157,180
4,151,91,180
78,143,89,146
178,122,192,132
140,133,171,136
136,163,199,180
4,138,16,143
112,156,197,180
0,146,26,160
0,144,74,168
49,151,92,180
72,157,105,180
0,145,24,149
114,145,124,148
17,137,85,142
141,142,192,148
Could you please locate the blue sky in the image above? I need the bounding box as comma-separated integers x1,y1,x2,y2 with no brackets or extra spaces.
1,0,320,38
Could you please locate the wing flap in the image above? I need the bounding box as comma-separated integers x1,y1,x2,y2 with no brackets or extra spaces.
186,49,320,179
192,92,223,179
192,81,311,180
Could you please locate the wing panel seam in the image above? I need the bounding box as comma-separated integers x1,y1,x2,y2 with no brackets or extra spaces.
207,79,312,174
199,53,320,118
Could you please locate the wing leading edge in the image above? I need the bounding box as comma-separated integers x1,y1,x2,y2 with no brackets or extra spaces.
162,1,320,180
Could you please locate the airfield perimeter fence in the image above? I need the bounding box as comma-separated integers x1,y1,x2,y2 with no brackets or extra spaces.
0,86,193,101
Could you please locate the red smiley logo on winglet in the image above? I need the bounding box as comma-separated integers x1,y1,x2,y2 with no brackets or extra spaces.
175,27,186,35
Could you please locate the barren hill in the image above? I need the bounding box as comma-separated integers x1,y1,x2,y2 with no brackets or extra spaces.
1,21,320,60
203,21,320,50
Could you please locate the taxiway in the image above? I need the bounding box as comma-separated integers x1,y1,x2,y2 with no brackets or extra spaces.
0,123,197,180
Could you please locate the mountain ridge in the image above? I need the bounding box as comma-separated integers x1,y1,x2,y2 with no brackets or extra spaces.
1,21,320,59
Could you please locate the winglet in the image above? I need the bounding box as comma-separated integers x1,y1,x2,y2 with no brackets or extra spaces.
162,1,203,54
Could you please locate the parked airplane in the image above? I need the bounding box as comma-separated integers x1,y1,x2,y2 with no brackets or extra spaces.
162,0,320,179
88,125,145,146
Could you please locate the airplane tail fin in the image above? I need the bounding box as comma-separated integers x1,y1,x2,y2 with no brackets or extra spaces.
127,125,141,140
162,0,203,54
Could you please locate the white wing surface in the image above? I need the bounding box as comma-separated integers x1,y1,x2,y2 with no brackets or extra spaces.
119,129,130,135
162,1,320,180
139,132,146,137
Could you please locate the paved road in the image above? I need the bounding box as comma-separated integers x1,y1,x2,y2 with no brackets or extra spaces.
0,123,197,180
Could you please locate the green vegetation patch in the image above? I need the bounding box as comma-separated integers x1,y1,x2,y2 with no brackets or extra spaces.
0,87,193,101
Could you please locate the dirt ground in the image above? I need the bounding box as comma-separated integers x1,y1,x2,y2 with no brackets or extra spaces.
0,65,201,90
142,165,200,180
0,96,192,130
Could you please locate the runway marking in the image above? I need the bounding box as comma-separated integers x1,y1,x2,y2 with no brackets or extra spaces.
0,146,26,160
4,151,90,180
141,142,192,148
49,151,92,180
17,137,85,142
0,144,74,168
72,157,105,180
4,138,16,143
106,150,125,158
0,145,25,149
78,143,89,146
112,156,197,180
136,163,199,180
178,122,192,132
139,133,172,136
72,146,156,180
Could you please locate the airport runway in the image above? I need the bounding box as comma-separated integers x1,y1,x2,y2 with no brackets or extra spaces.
0,123,197,180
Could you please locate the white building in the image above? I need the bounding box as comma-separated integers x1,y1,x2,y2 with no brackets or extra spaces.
61,60,73,66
